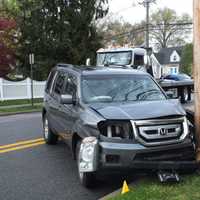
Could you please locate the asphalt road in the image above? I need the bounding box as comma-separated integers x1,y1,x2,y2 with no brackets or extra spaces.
0,113,136,200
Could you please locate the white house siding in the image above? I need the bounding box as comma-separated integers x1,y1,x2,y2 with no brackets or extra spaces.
170,51,180,63
151,54,162,79
162,64,179,75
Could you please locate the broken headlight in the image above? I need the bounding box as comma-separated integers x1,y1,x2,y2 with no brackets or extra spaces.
79,137,98,172
98,121,133,139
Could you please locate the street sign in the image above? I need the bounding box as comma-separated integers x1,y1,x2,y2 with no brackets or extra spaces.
29,53,34,65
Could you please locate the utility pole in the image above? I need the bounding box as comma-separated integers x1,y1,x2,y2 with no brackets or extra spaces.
193,0,200,162
146,1,150,48
139,0,156,48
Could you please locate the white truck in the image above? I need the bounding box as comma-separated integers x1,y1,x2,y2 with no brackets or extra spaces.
95,47,193,104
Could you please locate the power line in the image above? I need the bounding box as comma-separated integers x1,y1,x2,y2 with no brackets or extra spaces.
97,4,135,24
150,22,193,26
103,22,193,42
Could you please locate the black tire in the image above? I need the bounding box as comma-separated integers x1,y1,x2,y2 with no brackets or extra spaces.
76,140,96,188
43,115,58,145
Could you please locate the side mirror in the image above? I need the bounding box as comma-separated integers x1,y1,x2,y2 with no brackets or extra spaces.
60,94,73,104
166,91,174,99
86,58,91,66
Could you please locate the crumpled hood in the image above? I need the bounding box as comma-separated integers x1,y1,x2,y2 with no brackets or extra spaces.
89,100,185,120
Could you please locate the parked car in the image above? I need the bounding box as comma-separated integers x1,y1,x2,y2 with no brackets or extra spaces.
42,64,197,187
164,73,192,81
162,73,193,102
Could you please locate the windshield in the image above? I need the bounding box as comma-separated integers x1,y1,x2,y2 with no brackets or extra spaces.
81,75,166,103
97,51,132,66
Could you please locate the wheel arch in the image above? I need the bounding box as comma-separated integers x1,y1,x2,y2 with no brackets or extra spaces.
42,108,47,121
72,133,82,160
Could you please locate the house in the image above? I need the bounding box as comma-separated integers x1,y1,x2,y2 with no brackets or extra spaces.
151,47,182,78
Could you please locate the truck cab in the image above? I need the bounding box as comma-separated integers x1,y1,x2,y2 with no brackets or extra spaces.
96,47,155,76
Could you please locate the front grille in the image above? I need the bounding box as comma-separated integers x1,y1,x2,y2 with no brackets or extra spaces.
131,117,188,146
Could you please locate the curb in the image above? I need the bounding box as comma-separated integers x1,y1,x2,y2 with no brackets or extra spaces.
99,188,121,200
99,183,134,200
0,110,41,117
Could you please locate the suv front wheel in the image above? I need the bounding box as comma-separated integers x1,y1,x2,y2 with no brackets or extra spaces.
43,116,58,145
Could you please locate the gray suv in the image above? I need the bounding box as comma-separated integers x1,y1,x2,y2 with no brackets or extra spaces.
42,64,197,187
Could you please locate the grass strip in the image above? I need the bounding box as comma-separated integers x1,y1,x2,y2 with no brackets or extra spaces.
0,98,43,107
109,174,200,200
0,105,42,114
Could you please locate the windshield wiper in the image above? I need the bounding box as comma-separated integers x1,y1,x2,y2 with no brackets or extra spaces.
136,89,160,100
124,86,143,101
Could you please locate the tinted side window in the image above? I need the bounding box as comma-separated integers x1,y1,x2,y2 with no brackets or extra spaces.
54,72,65,95
46,71,56,93
63,74,77,96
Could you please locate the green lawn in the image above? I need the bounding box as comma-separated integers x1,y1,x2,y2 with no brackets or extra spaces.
0,98,43,107
110,174,200,200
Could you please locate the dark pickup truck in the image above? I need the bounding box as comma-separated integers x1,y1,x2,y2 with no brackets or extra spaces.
42,64,197,187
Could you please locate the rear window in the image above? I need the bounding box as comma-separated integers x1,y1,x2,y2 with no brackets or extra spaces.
45,70,56,93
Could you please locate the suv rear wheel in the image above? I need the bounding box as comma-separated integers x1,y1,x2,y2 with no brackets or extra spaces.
43,116,58,145
76,140,96,188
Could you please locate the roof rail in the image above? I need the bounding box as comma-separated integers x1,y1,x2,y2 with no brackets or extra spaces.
57,63,74,68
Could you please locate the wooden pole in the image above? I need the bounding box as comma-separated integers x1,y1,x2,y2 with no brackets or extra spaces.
194,0,200,162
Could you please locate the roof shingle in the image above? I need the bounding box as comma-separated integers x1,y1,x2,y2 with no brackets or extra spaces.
154,47,183,65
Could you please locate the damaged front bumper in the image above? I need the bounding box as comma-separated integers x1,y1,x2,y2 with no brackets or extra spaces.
98,139,199,171
79,137,199,173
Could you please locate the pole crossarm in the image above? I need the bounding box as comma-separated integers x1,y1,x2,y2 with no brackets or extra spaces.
138,0,156,7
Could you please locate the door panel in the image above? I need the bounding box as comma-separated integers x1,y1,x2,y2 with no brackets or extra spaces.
48,72,65,133
58,73,79,145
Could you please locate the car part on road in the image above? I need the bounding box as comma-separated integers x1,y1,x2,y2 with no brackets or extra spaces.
157,170,180,183
43,116,58,145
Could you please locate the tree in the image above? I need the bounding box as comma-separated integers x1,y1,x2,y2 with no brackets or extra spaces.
0,1,17,77
13,0,108,80
150,8,192,49
98,17,145,47
180,43,193,75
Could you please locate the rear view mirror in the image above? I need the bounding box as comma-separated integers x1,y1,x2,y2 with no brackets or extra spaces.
60,94,73,104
